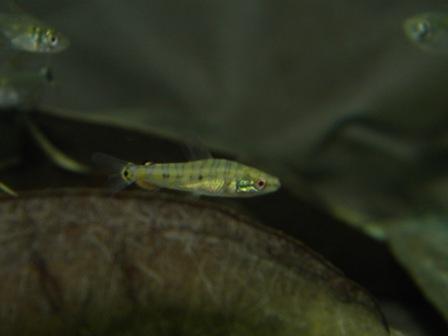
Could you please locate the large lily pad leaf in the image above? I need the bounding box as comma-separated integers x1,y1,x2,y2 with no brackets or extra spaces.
0,190,391,335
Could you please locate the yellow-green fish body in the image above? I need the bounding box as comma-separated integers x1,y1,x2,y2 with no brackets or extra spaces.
0,13,69,53
404,12,448,52
94,154,280,197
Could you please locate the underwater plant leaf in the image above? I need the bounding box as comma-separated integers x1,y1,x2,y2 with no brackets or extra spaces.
26,118,91,174
0,189,391,336
0,180,17,196
387,214,448,321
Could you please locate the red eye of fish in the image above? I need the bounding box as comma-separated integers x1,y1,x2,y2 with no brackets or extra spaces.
256,179,266,189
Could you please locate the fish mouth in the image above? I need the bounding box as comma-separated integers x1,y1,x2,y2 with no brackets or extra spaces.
268,178,281,192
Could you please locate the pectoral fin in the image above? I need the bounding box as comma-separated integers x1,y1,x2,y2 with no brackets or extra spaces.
136,180,159,191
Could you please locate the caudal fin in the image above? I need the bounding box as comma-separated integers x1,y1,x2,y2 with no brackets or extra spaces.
92,152,133,193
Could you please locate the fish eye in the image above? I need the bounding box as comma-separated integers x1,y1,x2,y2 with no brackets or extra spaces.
46,32,58,46
122,169,130,180
50,35,58,45
415,20,431,41
255,179,266,190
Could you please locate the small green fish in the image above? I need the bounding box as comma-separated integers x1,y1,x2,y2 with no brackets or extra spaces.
0,12,69,53
404,12,448,52
93,153,281,197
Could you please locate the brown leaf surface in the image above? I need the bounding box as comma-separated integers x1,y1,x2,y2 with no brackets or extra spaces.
0,189,390,335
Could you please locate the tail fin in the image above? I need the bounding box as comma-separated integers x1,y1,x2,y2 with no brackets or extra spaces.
92,152,133,193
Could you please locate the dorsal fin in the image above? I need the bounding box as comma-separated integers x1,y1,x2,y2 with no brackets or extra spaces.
181,137,212,160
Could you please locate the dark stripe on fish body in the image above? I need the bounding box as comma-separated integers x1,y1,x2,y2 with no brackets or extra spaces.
150,164,158,178
194,160,201,181
217,159,225,176
188,160,197,181
174,163,182,180
198,160,207,180
162,164,169,179
197,160,205,178
166,163,174,183
179,162,186,181
214,159,221,174
143,164,153,177
204,159,212,178
196,160,204,179
224,160,231,179
215,160,223,176
210,159,218,178
153,164,161,177
230,160,238,177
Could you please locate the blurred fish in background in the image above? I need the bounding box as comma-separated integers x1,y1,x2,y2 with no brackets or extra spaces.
0,0,72,196
404,12,448,53
0,11,69,53
0,0,66,105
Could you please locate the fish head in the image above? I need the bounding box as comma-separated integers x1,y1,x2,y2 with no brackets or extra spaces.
235,169,281,196
38,28,70,53
121,163,138,183
404,13,434,44
403,12,448,52
10,26,69,53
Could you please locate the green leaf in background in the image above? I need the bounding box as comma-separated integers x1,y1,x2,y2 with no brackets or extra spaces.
387,214,448,322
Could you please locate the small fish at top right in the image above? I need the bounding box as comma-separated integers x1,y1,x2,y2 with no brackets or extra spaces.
403,12,448,53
